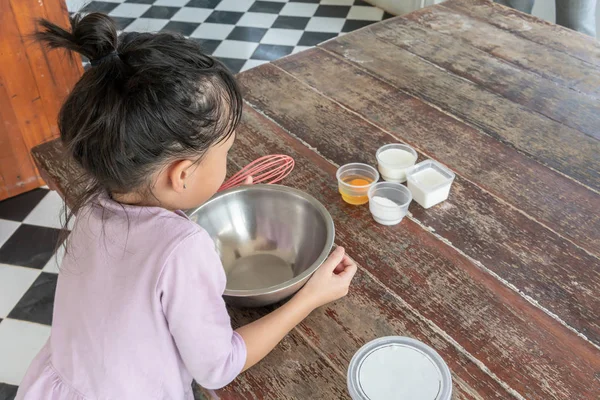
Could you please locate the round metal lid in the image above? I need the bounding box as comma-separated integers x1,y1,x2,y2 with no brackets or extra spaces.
347,336,452,400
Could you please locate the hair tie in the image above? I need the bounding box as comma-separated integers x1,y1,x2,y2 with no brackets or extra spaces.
90,50,119,67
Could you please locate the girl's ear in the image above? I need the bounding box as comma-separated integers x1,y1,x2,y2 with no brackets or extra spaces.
168,159,195,193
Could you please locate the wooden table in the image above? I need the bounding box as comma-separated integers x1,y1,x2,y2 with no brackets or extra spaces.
32,0,600,398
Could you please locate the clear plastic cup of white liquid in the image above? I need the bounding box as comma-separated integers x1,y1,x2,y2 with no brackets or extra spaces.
376,144,418,183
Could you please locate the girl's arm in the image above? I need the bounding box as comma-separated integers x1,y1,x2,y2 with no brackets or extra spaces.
236,246,357,371
159,232,247,390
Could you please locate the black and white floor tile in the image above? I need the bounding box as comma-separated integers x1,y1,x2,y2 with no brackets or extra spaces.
0,0,390,397
0,188,64,398
67,0,392,73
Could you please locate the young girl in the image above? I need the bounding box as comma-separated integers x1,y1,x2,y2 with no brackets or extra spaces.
16,13,357,400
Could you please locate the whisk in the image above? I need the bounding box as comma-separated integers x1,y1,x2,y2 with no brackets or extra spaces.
219,154,295,192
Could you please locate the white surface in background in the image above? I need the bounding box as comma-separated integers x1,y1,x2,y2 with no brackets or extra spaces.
0,319,50,385
0,265,40,318
23,191,72,230
67,0,126,13
363,0,599,38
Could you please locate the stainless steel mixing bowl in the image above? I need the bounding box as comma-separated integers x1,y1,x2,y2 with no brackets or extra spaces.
187,185,335,307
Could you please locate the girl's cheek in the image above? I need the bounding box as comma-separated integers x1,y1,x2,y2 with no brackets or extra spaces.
223,151,230,175
219,158,228,184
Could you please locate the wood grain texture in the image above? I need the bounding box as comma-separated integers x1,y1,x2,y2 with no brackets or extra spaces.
38,0,84,90
215,330,349,399
319,29,600,192
238,65,600,346
0,3,53,154
0,0,82,199
404,4,600,98
275,48,600,257
222,275,511,400
30,140,82,209
222,106,600,399
214,286,351,400
369,16,600,140
10,0,70,139
224,120,518,400
220,296,491,400
32,138,495,400
34,123,600,399
443,0,600,68
0,76,43,198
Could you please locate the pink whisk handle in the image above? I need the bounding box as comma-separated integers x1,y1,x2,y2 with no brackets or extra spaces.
219,155,295,192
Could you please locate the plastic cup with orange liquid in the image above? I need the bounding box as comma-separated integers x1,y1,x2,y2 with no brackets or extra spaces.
336,163,380,205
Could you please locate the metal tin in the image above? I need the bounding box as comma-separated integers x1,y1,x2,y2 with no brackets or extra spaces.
347,336,452,400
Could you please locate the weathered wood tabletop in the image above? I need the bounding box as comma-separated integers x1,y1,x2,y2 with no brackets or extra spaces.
32,0,600,398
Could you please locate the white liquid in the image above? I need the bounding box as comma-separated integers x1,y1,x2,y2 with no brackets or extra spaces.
369,195,407,225
408,168,452,209
377,149,417,183
358,344,443,400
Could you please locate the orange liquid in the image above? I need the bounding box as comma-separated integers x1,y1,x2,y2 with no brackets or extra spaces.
340,176,373,205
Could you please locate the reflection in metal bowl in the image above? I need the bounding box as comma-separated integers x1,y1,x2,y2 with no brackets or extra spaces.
187,185,335,307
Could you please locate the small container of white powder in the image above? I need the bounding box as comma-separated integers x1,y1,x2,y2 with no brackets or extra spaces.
406,160,455,209
348,336,452,400
367,182,412,226
376,144,418,183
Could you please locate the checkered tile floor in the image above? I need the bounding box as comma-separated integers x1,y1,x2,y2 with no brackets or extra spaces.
0,188,65,398
0,1,391,397
68,0,392,73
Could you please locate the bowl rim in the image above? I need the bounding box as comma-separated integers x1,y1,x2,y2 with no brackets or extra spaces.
186,184,335,298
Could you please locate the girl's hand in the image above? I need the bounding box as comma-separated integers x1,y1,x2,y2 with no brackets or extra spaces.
236,247,356,372
296,247,357,310
244,176,253,185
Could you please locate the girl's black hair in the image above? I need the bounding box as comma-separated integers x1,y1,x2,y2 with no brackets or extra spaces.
34,13,242,238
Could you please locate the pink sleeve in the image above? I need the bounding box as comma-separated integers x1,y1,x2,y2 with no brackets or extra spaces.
158,231,247,390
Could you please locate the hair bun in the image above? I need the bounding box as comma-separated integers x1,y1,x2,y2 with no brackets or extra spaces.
35,13,118,62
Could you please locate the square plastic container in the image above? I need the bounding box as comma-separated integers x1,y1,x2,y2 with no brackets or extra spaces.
376,144,418,183
367,182,412,225
405,160,455,209
337,163,380,206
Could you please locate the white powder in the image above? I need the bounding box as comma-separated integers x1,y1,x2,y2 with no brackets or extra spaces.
372,196,398,207
369,195,407,225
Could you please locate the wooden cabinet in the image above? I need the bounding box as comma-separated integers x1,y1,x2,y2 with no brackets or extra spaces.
0,0,82,200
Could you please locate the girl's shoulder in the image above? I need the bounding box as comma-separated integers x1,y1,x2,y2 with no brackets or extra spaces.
156,224,225,296
71,198,206,269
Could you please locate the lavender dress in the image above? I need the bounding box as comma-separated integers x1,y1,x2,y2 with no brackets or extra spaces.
16,195,246,399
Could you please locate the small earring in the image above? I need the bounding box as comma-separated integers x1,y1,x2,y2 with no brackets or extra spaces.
183,183,187,189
